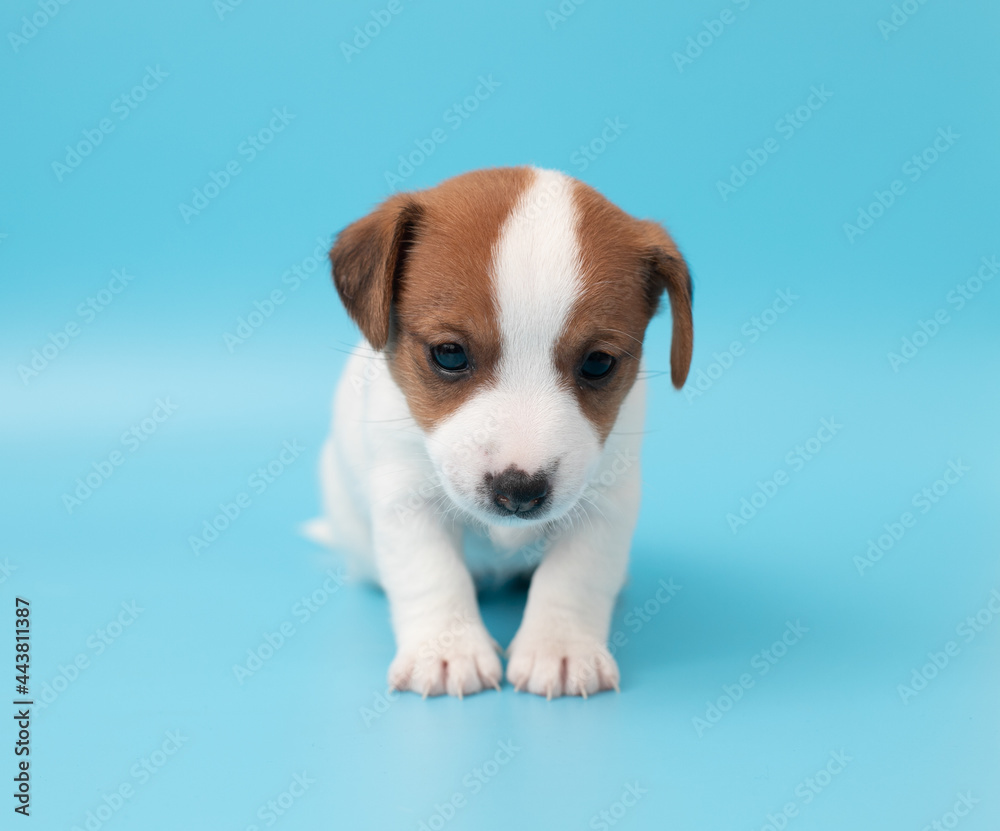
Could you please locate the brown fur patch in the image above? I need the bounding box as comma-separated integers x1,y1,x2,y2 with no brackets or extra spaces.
359,167,533,429
330,193,420,350
556,180,693,440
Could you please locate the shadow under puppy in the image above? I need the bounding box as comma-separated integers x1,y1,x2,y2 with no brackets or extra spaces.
311,166,692,698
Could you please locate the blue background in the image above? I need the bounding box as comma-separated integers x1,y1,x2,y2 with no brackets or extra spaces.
2,0,999,829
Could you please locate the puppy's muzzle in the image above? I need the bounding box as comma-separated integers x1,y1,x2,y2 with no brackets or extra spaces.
485,467,549,519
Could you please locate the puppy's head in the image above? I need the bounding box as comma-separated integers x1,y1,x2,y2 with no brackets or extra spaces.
331,167,692,527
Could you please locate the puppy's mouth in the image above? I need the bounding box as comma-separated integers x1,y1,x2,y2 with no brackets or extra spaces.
491,495,547,519
475,499,553,527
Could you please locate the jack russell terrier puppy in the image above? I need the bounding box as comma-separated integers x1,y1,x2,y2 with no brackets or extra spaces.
311,166,692,699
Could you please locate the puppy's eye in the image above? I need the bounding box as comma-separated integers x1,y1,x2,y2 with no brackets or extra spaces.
430,343,470,372
580,351,616,381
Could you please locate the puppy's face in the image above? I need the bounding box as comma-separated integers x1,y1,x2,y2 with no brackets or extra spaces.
331,168,692,527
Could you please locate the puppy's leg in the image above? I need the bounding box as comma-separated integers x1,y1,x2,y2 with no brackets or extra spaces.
374,496,501,698
506,455,640,698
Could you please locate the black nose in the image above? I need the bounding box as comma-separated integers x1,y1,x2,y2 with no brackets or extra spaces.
487,468,549,517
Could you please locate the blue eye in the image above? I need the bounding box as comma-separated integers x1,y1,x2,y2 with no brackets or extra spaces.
580,351,616,380
431,343,469,372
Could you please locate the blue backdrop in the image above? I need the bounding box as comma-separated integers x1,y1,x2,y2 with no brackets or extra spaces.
2,0,999,829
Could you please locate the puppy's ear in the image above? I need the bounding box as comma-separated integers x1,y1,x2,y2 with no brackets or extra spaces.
329,194,422,350
638,220,694,389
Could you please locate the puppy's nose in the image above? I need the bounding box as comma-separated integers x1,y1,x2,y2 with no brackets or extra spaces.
488,468,549,516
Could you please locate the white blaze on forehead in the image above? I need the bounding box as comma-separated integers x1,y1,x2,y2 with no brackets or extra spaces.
424,168,603,521
491,168,583,385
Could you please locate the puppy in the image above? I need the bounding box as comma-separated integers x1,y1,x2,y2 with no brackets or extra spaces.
312,167,692,698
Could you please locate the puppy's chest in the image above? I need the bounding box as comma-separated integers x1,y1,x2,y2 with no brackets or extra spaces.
460,524,545,585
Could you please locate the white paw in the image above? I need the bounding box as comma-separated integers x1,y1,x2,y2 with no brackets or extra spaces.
388,625,502,698
506,628,619,699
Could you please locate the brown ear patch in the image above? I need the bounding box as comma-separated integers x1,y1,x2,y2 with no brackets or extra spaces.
637,219,694,389
556,180,694,440
377,167,533,430
329,193,421,350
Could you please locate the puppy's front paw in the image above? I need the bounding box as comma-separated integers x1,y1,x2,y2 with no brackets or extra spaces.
506,628,619,699
388,625,502,698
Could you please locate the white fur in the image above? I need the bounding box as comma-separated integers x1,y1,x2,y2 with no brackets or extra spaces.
312,168,647,697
